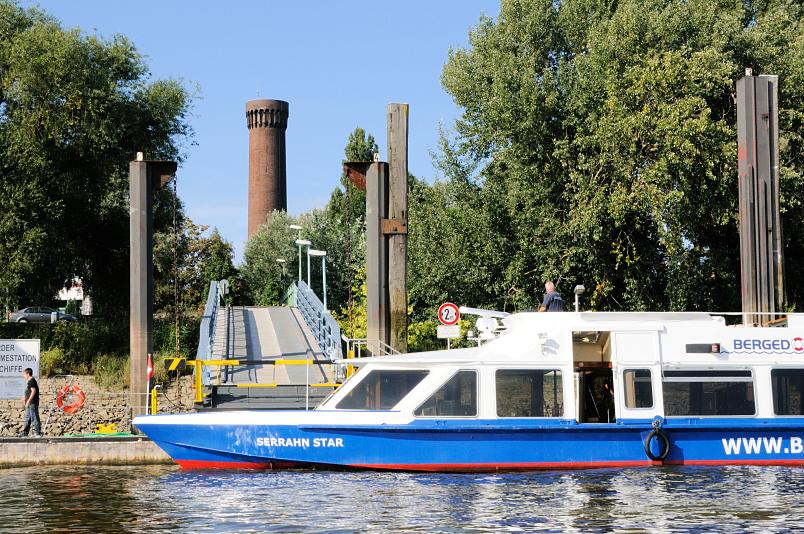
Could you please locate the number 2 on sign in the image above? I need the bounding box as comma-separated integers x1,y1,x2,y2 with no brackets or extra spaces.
438,303,460,326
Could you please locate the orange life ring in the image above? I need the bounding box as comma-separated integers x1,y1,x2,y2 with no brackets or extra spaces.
56,384,86,414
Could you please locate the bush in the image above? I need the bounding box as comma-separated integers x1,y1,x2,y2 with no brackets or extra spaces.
40,348,74,377
93,354,129,390
154,316,200,358
2,316,200,388
65,299,79,316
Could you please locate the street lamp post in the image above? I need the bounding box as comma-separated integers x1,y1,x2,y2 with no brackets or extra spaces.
295,238,311,285
308,249,327,309
573,285,585,312
289,225,303,281
276,258,286,280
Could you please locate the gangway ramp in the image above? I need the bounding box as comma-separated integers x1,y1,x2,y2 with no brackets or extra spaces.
205,305,336,409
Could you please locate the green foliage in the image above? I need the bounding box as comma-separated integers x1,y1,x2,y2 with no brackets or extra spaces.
241,211,298,306
334,127,378,221
1,317,197,384
0,0,193,316
64,299,79,316
407,319,439,353
408,175,506,313
435,0,804,312
332,268,367,340
153,316,200,358
40,347,70,377
46,319,127,366
154,219,240,316
92,354,129,390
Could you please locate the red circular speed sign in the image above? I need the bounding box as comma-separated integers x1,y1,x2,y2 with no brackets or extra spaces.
438,302,460,326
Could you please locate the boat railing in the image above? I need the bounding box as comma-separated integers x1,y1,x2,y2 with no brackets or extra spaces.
709,311,793,328
460,306,510,345
345,338,401,359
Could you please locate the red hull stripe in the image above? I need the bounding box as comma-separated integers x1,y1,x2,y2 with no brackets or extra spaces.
665,459,804,467
176,460,273,469
350,460,654,471
174,458,804,471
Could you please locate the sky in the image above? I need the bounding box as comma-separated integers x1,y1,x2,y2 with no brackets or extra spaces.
27,0,500,261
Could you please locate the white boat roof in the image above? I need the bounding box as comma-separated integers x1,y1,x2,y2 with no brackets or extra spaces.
339,312,804,366
339,311,743,366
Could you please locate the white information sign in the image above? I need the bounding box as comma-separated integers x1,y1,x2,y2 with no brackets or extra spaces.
0,339,40,400
437,325,461,339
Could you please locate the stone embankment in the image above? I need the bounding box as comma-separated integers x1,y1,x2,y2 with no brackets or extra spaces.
0,374,195,436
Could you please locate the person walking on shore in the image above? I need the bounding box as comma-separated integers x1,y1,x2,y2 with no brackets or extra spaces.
539,281,564,312
18,368,42,437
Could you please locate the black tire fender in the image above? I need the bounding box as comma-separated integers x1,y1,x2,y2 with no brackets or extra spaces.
644,427,671,461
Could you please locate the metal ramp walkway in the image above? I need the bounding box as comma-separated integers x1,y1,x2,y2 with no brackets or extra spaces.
195,281,342,410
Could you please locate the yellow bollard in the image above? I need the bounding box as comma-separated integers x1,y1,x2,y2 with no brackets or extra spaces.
346,348,356,378
150,386,158,415
195,360,203,403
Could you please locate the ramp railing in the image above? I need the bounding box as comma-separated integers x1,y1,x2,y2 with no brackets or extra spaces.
296,281,342,360
196,280,227,386
280,283,297,306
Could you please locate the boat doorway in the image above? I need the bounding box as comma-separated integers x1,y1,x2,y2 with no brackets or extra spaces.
572,330,615,423
576,367,615,423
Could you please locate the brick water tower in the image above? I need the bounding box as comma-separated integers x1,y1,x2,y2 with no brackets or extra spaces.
246,99,289,238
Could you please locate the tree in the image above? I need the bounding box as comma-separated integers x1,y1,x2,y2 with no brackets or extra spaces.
241,211,298,306
154,219,240,316
0,1,193,315
438,0,804,311
325,127,378,292
331,127,379,223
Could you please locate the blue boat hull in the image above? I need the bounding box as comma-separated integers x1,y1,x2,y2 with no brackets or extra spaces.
134,414,804,471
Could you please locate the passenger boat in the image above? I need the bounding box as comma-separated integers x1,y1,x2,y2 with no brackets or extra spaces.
133,311,804,471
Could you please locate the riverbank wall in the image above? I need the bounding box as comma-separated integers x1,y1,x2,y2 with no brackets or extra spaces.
0,436,171,467
0,374,195,436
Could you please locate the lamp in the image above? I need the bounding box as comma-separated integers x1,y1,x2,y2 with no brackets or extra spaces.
573,285,586,312
295,239,311,284
307,249,327,309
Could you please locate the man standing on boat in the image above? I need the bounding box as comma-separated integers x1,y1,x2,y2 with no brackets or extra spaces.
539,281,564,312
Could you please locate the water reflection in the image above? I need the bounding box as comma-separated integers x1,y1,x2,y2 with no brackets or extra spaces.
2,465,804,532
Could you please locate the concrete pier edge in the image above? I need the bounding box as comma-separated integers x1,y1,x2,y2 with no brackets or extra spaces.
0,435,172,468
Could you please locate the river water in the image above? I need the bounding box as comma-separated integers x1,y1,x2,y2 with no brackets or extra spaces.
2,464,803,532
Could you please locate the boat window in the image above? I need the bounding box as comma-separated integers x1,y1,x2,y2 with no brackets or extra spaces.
496,369,563,417
771,369,804,415
336,370,429,410
662,370,755,416
623,369,653,408
414,370,477,417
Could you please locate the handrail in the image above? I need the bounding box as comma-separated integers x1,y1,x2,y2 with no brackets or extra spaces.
196,280,227,386
281,283,297,306
345,338,400,358
296,281,342,360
